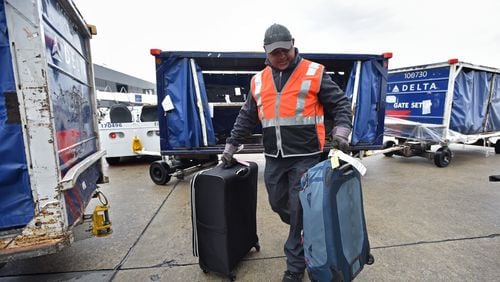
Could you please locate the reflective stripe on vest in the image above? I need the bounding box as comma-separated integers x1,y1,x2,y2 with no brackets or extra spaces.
253,73,264,119
251,59,326,152
261,115,324,128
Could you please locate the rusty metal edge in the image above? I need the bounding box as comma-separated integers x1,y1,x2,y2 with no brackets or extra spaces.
0,236,71,264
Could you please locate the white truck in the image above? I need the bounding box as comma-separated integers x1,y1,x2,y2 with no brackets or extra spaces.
0,0,110,265
96,91,160,165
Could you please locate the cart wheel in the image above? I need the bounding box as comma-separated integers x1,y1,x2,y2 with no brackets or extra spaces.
495,141,500,154
434,147,452,167
149,161,171,185
105,157,120,165
383,141,396,157
367,253,375,265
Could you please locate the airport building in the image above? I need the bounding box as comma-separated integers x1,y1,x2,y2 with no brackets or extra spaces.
93,64,156,95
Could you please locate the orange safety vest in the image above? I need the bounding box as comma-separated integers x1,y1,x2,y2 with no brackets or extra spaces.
251,59,325,157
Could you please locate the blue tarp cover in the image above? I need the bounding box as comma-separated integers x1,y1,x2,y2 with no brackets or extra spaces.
0,1,35,230
450,69,499,134
487,75,500,131
346,60,383,145
157,57,216,150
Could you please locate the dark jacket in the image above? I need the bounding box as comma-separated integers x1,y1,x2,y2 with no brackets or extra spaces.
227,49,352,157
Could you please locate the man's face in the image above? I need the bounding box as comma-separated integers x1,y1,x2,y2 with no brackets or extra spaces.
267,46,295,71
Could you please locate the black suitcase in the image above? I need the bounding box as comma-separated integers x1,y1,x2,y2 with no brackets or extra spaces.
191,161,260,281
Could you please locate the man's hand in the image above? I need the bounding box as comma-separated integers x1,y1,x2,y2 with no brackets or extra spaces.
221,143,238,168
331,135,349,153
331,126,350,153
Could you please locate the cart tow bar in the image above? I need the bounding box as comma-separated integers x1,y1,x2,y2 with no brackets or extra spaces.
171,160,218,180
371,145,405,156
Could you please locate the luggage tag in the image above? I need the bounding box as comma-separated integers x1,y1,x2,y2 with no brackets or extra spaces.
328,149,367,176
330,152,340,169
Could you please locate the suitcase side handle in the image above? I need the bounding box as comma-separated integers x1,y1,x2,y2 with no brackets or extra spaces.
234,158,251,177
236,167,250,177
339,163,354,176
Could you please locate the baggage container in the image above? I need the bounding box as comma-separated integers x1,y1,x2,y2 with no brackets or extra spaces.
191,161,260,281
0,0,109,264
384,60,500,167
149,50,392,184
300,156,373,281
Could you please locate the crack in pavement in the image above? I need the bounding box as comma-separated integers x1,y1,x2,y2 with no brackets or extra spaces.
119,232,500,271
371,233,500,250
2,233,497,278
108,179,182,281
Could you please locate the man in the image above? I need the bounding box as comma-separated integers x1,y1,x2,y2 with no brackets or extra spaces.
222,23,352,282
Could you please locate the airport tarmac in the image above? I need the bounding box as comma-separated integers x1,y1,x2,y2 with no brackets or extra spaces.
0,145,499,281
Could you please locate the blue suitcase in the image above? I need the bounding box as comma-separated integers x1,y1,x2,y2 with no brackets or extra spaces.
299,159,374,281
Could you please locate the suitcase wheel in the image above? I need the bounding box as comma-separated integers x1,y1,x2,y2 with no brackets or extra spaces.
201,268,209,274
229,273,236,281
254,242,261,252
367,253,375,265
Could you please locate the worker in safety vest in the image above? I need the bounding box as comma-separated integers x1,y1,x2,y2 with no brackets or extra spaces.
222,23,352,282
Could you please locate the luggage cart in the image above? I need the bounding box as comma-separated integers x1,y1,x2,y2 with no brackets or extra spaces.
148,50,391,184
384,59,500,167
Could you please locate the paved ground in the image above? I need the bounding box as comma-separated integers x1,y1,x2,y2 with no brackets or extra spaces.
0,145,499,281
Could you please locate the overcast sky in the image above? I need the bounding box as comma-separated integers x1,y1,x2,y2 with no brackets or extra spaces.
73,0,500,84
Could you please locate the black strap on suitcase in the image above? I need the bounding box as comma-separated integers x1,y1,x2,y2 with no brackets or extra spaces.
191,161,260,281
